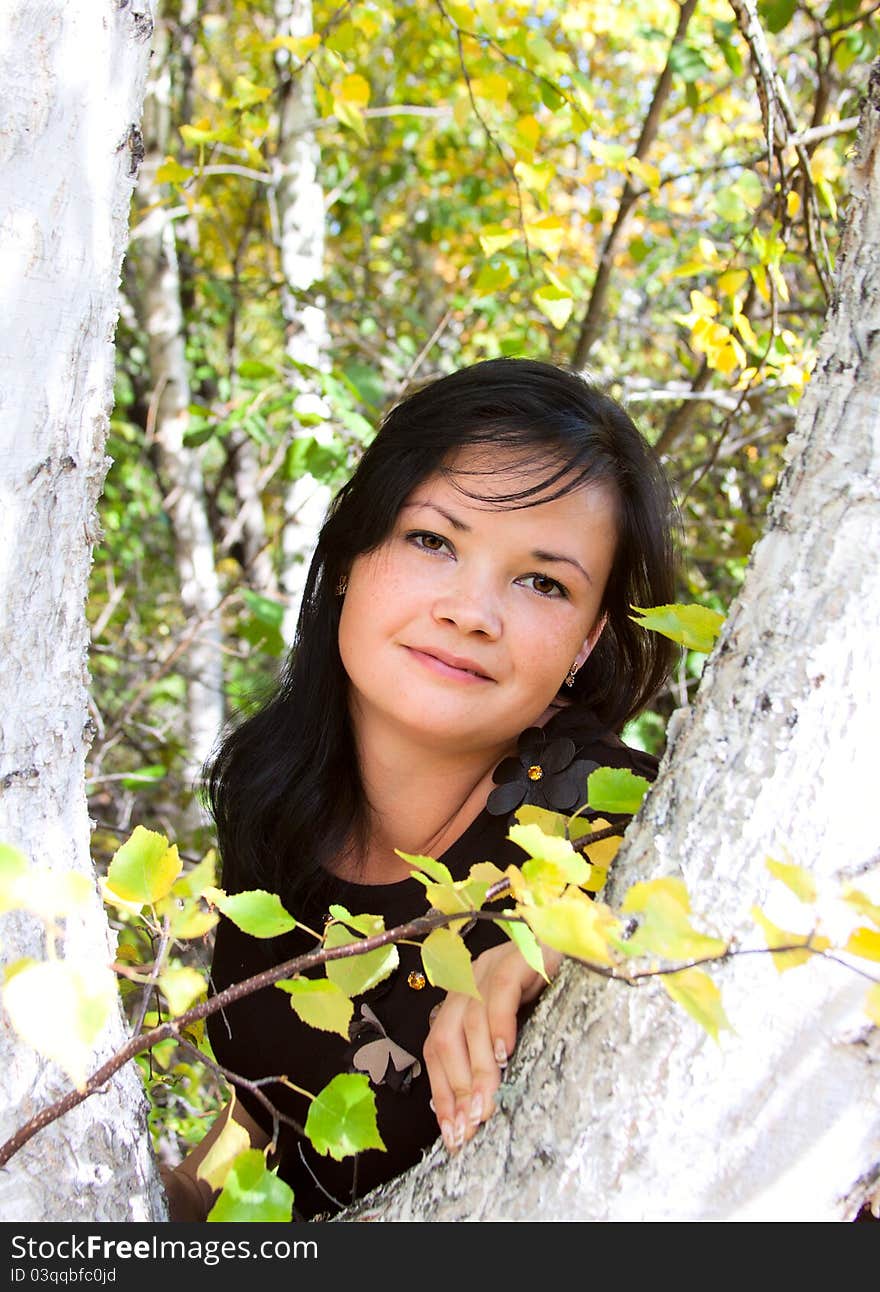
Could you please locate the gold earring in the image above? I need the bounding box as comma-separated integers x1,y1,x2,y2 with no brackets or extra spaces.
564,663,578,688
336,575,348,596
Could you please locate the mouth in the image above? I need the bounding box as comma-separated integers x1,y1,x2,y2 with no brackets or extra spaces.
405,646,495,683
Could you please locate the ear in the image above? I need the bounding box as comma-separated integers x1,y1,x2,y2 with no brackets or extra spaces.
574,613,607,670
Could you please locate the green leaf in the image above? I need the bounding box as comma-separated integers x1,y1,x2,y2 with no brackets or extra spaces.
508,823,592,886
170,849,217,900
668,43,711,82
478,225,518,256
324,922,398,996
207,1149,294,1222
0,843,28,912
305,1073,385,1160
198,1115,252,1191
155,157,193,186
104,825,181,906
759,0,797,33
661,968,732,1041
239,588,285,627
204,886,297,938
276,977,354,1038
421,927,480,998
120,764,166,790
394,852,453,885
630,602,725,652
498,914,548,979
587,766,650,815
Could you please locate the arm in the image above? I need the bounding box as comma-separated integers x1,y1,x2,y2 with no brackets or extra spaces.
159,1097,271,1222
422,941,562,1154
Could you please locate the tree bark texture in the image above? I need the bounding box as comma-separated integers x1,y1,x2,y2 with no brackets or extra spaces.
132,6,225,808
0,0,166,1221
343,63,880,1224
274,0,333,642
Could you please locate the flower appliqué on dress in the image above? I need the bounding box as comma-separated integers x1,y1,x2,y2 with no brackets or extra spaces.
486,726,599,817
349,1004,422,1093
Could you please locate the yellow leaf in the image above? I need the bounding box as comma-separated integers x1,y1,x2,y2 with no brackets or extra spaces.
276,977,354,1038
512,114,540,160
104,825,181,907
266,33,321,59
627,158,660,192
533,284,573,330
622,876,690,915
331,74,371,141
197,1108,252,1191
765,857,816,904
508,823,579,868
156,157,193,186
865,983,880,1027
478,224,518,257
661,968,732,1042
471,73,509,107
786,190,801,219
845,927,880,963
843,888,880,928
717,269,749,297
421,928,480,998
523,891,616,964
751,906,829,971
2,960,117,1090
513,160,555,194
689,289,719,318
526,215,566,261
12,869,93,920
159,966,207,1017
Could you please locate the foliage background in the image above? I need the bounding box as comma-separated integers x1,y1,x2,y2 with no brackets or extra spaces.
84,0,872,1165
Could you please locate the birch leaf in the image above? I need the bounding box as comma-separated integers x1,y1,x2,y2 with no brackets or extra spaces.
421,927,480,998
766,857,817,904
206,1149,294,1222
587,767,650,814
159,965,207,1017
198,1115,252,1191
305,1073,385,1160
845,927,880,963
661,968,732,1042
276,977,354,1038
0,843,28,912
204,887,296,938
629,602,725,652
523,892,616,964
324,923,398,997
498,914,548,979
2,960,116,1090
105,825,181,906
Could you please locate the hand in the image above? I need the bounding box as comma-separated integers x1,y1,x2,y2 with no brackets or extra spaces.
422,941,562,1155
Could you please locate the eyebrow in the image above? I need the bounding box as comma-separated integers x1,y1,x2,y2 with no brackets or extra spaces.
402,501,593,584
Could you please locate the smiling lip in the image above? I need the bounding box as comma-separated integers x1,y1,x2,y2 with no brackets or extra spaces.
405,646,495,682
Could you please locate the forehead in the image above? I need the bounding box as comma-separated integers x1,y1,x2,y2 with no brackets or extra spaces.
407,445,618,520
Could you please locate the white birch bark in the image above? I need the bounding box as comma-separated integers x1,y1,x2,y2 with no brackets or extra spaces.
344,66,880,1224
130,8,224,813
274,0,332,643
0,0,167,1221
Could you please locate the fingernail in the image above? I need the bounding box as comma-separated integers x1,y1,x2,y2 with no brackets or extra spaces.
494,1039,508,1067
429,1098,435,1113
441,1120,454,1152
453,1113,466,1147
469,1093,482,1124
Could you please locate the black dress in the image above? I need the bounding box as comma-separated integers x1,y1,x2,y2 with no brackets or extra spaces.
206,705,658,1220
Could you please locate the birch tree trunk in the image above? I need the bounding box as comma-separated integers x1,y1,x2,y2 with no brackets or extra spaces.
0,0,167,1221
130,5,224,816
273,0,333,643
344,63,880,1224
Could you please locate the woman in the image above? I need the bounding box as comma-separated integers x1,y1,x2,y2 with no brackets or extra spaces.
162,357,678,1221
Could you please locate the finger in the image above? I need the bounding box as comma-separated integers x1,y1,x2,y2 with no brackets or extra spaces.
423,998,475,1152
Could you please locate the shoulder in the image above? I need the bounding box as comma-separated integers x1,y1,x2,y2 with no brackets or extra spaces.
542,703,660,780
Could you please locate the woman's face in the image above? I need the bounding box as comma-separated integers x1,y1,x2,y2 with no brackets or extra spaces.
337,449,619,759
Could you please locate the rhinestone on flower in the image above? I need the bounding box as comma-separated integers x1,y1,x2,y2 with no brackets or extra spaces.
486,725,599,818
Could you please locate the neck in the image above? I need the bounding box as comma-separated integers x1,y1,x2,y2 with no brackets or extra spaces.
335,718,512,884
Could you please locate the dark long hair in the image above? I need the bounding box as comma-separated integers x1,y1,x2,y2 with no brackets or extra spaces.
206,358,679,906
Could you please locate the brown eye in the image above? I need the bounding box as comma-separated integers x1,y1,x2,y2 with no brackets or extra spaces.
522,573,566,599
408,530,450,554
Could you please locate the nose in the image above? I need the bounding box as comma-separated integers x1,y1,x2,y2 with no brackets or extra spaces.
431,576,502,639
